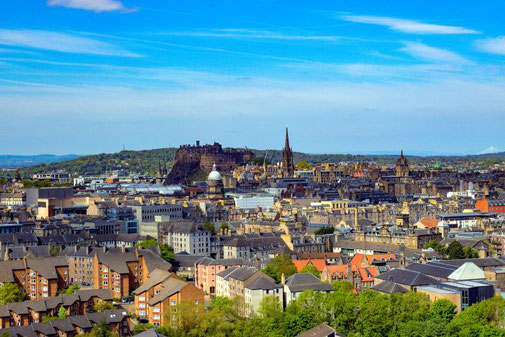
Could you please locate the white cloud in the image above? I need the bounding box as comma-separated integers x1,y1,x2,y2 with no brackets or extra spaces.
47,0,136,13
399,42,472,65
164,29,346,41
340,14,479,34
476,36,505,55
0,30,140,57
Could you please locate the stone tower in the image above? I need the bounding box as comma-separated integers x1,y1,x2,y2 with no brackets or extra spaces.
395,150,409,177
281,127,295,178
207,164,224,200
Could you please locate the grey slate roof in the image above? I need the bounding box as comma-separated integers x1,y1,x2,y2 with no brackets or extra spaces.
376,268,438,286
285,273,334,292
224,266,258,282
405,262,457,279
372,280,408,294
135,328,168,337
245,276,282,290
0,309,128,337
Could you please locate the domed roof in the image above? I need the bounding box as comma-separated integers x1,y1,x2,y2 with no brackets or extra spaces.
208,164,222,181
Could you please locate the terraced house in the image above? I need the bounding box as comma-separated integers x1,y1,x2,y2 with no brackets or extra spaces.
0,309,130,337
0,289,112,328
0,256,69,300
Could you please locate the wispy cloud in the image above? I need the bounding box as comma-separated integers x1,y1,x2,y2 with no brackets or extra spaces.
164,29,348,41
0,30,140,57
47,0,137,13
340,14,479,34
476,36,505,55
399,42,472,65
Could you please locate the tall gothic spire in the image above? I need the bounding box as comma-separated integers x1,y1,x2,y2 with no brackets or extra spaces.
285,126,290,151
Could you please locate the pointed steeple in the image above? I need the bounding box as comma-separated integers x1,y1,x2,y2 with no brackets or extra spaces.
285,126,290,150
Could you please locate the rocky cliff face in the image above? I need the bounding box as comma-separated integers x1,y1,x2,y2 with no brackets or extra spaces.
165,142,254,184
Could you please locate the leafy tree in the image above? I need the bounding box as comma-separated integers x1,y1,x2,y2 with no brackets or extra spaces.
463,246,479,259
42,315,59,322
331,280,354,292
300,264,320,278
63,284,81,294
0,282,26,304
0,177,6,185
297,161,312,170
89,320,112,337
94,300,114,312
136,239,158,248
262,254,297,283
159,244,175,263
447,241,466,259
430,299,457,323
314,226,334,235
203,221,217,235
132,323,153,335
424,240,446,256
58,306,68,319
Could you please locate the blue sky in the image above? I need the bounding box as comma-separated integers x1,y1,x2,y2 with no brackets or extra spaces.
1,0,505,155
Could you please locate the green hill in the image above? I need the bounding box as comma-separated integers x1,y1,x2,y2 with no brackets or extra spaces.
6,147,505,178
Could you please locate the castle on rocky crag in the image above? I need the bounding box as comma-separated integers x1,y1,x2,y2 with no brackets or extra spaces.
165,141,255,184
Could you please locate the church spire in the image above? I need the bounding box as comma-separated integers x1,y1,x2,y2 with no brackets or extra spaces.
285,126,290,151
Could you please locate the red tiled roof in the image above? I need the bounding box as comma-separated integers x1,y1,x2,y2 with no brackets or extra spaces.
292,259,327,272
418,218,439,228
366,254,397,264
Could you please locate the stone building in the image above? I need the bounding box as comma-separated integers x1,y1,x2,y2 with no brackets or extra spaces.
207,164,224,200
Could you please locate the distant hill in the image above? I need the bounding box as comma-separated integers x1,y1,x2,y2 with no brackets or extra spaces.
4,148,505,177
0,154,80,168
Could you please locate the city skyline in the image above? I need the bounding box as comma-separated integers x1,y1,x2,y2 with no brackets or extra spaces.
1,0,505,155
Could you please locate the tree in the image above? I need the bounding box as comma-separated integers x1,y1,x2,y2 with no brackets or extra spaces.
463,246,479,259
58,284,80,295
262,254,297,283
159,244,175,263
314,226,334,235
203,221,217,235
58,307,67,319
430,299,457,323
219,222,229,233
300,264,320,278
50,245,61,257
297,161,312,170
94,300,114,312
136,239,158,248
132,323,153,335
0,282,26,304
447,241,465,259
424,240,446,256
90,320,112,337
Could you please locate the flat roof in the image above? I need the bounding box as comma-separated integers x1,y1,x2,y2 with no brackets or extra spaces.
417,286,458,294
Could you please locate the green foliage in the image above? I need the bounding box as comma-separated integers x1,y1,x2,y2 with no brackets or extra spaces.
89,320,113,337
50,245,62,257
314,226,334,235
94,300,114,312
424,240,479,259
58,306,68,319
0,177,7,185
131,290,505,337
262,254,297,283
203,221,217,235
132,323,153,335
21,179,52,188
430,299,457,323
297,161,312,170
160,244,175,263
42,315,60,322
61,284,80,295
300,264,320,278
136,239,175,263
136,239,158,248
0,282,26,304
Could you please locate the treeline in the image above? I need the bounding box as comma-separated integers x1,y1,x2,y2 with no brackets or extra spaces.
134,281,505,337
11,146,505,177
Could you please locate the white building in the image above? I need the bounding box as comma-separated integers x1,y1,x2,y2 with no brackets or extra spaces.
163,222,211,256
234,196,274,210
244,276,283,317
